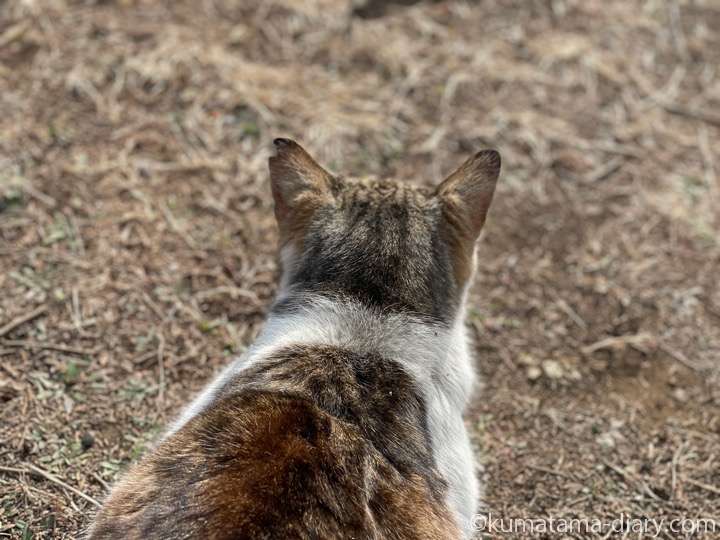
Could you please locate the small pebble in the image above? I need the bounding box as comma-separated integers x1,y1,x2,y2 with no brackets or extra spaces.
542,359,564,379
81,432,95,449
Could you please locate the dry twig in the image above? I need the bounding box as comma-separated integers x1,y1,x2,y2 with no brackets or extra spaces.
0,305,48,338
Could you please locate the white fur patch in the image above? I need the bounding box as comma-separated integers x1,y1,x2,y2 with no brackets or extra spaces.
167,295,479,538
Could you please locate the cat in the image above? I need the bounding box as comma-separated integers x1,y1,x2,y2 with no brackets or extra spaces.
86,138,501,540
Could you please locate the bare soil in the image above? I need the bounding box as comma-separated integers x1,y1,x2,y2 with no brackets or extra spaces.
1,1,719,538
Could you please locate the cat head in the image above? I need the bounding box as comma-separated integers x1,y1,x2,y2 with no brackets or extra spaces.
268,138,500,325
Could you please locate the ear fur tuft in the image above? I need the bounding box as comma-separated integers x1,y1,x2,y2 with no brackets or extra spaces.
437,149,501,237
268,138,331,226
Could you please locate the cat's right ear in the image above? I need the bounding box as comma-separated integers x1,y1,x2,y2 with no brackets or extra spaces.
437,149,501,238
268,138,331,224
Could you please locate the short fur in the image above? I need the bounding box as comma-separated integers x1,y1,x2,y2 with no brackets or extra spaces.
87,139,500,540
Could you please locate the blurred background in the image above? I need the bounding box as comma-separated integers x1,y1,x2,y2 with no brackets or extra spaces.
1,0,718,537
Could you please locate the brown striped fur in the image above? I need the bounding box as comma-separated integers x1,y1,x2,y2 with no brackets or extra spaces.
89,346,459,539
87,139,501,540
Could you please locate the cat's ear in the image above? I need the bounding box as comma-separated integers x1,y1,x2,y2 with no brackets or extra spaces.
268,138,331,223
437,149,501,237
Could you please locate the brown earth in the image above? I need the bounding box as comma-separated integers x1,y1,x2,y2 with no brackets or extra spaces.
1,0,719,538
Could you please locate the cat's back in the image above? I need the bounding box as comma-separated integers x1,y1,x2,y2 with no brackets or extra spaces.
88,139,501,539
88,343,461,540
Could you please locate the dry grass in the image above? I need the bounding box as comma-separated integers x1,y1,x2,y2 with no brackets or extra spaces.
1,0,719,538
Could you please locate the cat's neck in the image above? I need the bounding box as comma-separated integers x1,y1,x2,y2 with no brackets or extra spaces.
254,292,475,407
262,292,454,357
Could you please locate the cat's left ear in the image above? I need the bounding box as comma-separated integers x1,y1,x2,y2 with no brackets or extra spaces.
437,149,501,238
268,138,331,223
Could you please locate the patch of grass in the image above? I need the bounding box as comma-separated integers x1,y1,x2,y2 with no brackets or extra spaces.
197,318,221,334
39,515,56,532
122,376,150,403
379,143,405,166
98,460,124,481
19,521,32,540
0,191,24,214
42,219,68,246
242,122,260,136
0,158,27,214
474,416,492,454
691,220,718,249
60,358,88,387
469,308,486,321
52,288,66,303
135,329,157,353
125,427,161,463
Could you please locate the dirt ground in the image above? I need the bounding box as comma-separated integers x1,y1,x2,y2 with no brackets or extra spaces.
1,0,719,538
